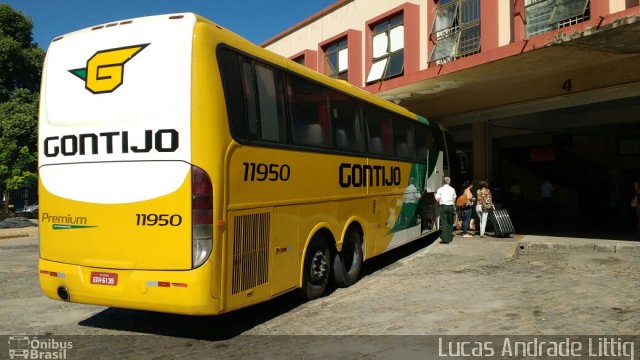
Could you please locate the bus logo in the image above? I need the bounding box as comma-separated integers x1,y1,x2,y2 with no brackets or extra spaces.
8,336,29,359
68,43,149,94
7,336,73,359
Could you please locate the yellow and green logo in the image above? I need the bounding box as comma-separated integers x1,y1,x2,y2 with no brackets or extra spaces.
69,43,149,94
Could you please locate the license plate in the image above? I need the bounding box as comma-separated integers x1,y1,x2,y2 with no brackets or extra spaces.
90,272,118,286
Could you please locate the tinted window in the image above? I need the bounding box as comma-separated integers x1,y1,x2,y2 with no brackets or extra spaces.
364,105,394,156
255,63,287,143
286,75,332,148
240,59,259,141
415,124,434,162
394,119,415,159
218,49,246,139
330,90,365,152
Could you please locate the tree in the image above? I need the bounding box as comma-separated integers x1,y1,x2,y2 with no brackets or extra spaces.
0,4,45,212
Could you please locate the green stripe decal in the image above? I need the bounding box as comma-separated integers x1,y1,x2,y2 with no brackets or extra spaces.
416,115,429,125
389,163,427,233
52,224,97,230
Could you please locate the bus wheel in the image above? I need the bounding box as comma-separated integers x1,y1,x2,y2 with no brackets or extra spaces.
300,236,330,300
332,229,363,288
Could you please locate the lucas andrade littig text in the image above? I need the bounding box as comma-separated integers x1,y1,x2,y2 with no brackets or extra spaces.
438,337,635,359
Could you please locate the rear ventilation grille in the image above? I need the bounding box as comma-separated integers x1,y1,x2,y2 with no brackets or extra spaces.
232,213,270,294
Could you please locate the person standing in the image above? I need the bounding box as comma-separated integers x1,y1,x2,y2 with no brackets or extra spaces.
435,177,457,244
460,181,475,237
475,181,494,238
540,179,555,210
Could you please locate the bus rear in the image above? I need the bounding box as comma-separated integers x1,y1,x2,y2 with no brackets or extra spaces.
38,14,217,315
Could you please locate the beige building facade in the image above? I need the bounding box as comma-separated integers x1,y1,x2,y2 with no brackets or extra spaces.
263,0,640,230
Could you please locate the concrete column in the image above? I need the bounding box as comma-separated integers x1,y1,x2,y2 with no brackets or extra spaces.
472,122,492,181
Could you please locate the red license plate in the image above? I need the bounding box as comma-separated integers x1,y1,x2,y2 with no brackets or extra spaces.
90,272,118,286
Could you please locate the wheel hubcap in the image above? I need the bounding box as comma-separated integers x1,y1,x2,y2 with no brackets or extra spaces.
311,249,328,282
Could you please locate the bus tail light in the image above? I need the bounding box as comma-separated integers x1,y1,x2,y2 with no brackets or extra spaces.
191,165,213,268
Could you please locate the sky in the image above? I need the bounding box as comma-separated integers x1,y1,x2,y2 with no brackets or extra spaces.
2,0,338,49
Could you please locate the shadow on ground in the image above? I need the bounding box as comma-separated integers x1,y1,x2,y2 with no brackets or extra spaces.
508,206,638,241
78,233,439,340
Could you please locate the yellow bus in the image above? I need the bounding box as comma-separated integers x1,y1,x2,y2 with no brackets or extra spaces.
38,13,458,315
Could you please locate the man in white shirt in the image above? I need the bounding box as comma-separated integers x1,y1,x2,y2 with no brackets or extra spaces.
435,177,457,244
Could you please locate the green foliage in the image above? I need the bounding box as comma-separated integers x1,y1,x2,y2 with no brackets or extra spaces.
0,4,45,102
0,89,39,192
0,4,34,47
0,4,44,208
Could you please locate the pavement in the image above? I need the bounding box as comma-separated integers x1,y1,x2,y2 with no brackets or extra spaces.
0,223,639,359
0,218,38,240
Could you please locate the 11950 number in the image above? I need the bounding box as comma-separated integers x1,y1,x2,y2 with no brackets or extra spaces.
136,214,182,226
243,162,290,182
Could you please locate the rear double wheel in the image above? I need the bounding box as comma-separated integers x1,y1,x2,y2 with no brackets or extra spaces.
300,236,331,300
332,229,363,288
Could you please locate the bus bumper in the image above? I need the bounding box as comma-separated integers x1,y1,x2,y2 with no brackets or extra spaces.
38,258,220,315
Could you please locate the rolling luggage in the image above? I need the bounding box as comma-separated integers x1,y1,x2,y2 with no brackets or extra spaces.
489,208,515,237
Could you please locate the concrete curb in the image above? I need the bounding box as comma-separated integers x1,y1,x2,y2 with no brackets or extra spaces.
516,235,640,255
0,233,30,240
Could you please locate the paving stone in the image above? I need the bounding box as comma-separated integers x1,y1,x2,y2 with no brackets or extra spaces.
1,232,638,359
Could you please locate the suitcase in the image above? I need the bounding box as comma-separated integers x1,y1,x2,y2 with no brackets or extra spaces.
488,208,515,237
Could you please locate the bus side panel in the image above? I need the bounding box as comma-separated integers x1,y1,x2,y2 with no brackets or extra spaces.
225,143,426,260
366,159,424,256
271,205,300,296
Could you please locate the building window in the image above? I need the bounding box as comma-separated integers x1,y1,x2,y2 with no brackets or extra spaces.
430,0,481,63
525,0,590,38
366,14,404,83
324,38,349,80
292,55,305,65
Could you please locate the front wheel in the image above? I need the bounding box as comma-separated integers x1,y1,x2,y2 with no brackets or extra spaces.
332,229,363,288
299,236,330,300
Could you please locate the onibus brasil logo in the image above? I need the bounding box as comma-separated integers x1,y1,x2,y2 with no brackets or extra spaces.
8,336,72,359
68,43,149,94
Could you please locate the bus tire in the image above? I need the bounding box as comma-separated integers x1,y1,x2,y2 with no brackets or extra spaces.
332,229,363,288
299,235,330,300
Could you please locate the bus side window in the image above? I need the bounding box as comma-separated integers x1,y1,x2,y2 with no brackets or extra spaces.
433,125,447,169
394,118,415,159
444,129,459,181
286,75,332,148
364,105,394,156
415,125,433,162
254,63,287,143
240,59,259,141
330,90,365,153
217,49,247,140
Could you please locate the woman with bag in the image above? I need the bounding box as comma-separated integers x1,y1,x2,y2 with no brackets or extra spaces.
475,180,494,238
458,181,475,237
